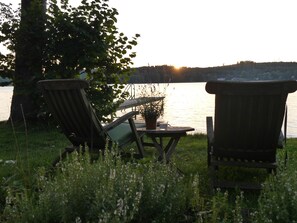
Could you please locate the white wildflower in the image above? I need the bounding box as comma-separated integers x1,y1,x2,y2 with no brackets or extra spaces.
4,160,16,165
75,217,82,223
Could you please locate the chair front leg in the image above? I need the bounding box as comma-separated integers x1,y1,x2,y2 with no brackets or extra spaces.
128,118,145,158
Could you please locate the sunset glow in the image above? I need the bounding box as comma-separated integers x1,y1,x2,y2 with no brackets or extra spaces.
174,65,181,70
3,0,297,68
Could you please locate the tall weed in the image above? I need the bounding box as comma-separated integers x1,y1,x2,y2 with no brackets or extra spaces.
253,158,297,223
2,147,198,223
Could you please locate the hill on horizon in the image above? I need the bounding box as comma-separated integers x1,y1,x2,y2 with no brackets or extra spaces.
129,61,297,83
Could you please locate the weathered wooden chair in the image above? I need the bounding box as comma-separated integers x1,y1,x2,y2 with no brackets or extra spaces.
38,79,144,166
206,80,297,190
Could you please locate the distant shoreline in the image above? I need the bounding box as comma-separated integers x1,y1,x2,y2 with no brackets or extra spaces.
129,61,297,83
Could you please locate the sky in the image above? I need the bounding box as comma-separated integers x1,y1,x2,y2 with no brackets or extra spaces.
3,0,297,68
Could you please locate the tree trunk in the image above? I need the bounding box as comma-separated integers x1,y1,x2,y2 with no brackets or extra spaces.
9,0,45,123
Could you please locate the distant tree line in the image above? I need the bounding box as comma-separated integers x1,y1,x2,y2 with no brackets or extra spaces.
128,62,297,83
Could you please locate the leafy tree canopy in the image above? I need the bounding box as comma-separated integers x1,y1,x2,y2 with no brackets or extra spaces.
0,0,139,122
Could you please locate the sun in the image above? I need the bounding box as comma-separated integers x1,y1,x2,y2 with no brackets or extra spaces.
173,65,181,70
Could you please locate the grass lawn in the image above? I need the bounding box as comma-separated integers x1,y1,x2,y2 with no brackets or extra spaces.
1,121,297,222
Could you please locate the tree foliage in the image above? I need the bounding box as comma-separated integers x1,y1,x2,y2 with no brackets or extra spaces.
0,0,139,122
0,2,19,79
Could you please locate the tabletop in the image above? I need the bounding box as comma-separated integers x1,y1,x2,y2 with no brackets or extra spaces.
137,126,195,136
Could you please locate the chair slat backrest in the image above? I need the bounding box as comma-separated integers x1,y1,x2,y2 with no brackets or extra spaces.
206,80,297,162
38,79,108,149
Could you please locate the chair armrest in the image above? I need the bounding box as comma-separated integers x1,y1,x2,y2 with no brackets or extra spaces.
206,116,214,145
104,111,139,131
206,116,214,166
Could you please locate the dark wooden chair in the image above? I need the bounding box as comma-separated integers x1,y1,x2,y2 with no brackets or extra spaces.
206,80,297,190
38,79,144,166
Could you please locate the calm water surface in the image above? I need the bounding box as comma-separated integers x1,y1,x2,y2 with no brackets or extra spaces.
0,86,13,122
1,83,297,137
133,83,297,137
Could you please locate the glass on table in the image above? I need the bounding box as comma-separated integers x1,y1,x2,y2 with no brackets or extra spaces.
159,122,168,130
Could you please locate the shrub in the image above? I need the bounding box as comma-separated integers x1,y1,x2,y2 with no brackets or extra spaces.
253,158,297,223
2,148,195,223
197,189,245,223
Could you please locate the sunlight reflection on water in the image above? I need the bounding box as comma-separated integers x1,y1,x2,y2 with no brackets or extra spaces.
160,83,215,134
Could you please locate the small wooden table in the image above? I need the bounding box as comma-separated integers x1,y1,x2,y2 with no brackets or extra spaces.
137,126,195,162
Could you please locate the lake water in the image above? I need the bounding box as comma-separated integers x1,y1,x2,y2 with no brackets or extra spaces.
0,86,13,122
1,83,297,137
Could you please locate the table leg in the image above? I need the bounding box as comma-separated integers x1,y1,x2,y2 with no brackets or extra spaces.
164,136,181,161
151,136,181,162
151,137,164,160
159,137,163,148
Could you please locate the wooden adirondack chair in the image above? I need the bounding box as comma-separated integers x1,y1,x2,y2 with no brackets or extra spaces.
38,79,144,166
206,80,297,190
